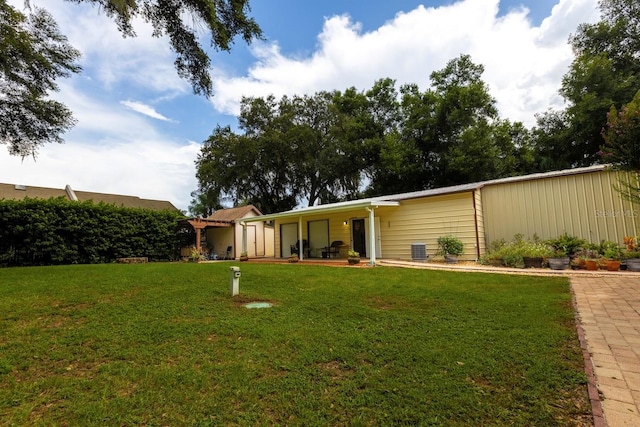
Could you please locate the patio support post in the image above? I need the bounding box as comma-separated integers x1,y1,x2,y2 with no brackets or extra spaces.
195,229,201,252
298,216,303,260
366,207,376,266
241,221,247,255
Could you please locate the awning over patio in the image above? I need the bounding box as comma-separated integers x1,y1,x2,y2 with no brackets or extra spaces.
240,199,400,265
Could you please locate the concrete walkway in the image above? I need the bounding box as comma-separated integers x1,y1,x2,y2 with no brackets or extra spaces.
377,260,640,426
572,275,640,427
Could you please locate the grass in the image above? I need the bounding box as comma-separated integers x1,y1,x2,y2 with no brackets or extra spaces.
0,262,591,426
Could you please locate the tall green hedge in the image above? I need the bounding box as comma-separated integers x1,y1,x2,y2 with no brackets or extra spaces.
0,198,187,266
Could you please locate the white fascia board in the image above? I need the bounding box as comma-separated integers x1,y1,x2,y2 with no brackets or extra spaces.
240,200,399,223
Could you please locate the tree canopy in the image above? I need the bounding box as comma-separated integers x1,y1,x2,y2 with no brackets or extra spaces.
194,55,534,214
2,0,262,157
66,0,262,97
0,1,81,157
601,89,640,203
532,0,640,169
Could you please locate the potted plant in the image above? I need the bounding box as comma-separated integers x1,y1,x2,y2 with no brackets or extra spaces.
547,250,570,270
436,235,464,263
603,246,623,271
623,236,639,271
239,251,249,262
189,248,201,263
520,241,553,268
288,253,299,263
347,249,361,265
545,233,586,270
580,249,601,271
624,251,640,272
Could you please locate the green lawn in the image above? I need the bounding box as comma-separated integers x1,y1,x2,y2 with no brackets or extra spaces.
0,263,590,426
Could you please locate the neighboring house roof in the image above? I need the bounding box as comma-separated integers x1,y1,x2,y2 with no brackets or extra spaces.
243,164,611,222
206,205,262,222
0,183,179,211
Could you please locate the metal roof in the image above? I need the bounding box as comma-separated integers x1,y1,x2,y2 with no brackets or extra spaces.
241,165,610,222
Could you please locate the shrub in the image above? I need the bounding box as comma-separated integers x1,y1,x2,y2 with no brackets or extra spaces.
545,233,587,257
0,198,185,266
436,235,464,257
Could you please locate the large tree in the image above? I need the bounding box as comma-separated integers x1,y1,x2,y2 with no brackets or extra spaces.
0,2,81,157
66,0,262,97
2,0,262,157
367,55,529,195
534,0,640,169
195,91,371,213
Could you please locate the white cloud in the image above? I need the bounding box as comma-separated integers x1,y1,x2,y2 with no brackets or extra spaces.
2,0,602,212
0,138,200,212
120,100,175,122
211,0,600,127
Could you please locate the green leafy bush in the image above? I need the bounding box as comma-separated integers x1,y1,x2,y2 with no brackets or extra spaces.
545,233,587,257
0,198,185,266
436,235,464,257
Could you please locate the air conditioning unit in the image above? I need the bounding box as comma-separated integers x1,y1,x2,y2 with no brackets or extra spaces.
411,243,428,261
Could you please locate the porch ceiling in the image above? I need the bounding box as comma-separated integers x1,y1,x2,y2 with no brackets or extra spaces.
240,200,400,223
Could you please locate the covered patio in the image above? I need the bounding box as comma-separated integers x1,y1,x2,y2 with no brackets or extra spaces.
239,199,400,266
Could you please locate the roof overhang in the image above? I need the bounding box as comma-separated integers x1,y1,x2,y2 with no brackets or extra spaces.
240,200,400,223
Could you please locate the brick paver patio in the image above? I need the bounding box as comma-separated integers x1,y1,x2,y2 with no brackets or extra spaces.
571,275,640,427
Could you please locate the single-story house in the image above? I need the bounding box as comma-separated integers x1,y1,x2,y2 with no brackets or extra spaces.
183,205,275,260
240,165,639,265
0,183,179,211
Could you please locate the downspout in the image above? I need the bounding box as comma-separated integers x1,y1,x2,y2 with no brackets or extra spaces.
472,191,481,261
298,216,303,260
365,207,376,266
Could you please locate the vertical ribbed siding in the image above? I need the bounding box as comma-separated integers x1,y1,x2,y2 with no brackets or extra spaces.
481,170,640,246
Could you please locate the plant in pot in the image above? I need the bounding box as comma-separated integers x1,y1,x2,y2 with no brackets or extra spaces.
347,249,361,265
520,241,553,268
603,246,623,271
239,251,249,262
189,248,202,263
436,235,464,263
545,233,586,270
579,249,601,271
624,250,640,272
288,253,299,263
547,250,570,270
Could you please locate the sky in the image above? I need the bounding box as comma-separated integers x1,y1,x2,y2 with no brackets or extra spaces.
1,0,601,212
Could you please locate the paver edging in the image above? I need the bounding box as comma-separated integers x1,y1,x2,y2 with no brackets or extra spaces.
573,290,607,427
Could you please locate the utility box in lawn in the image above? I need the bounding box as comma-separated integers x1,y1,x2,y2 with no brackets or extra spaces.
229,266,241,296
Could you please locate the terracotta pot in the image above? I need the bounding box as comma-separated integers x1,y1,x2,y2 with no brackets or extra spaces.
585,260,599,271
605,260,621,271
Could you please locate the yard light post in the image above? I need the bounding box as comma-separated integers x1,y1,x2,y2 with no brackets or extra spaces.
229,266,241,296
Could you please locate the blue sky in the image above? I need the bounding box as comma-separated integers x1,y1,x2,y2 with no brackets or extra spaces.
1,0,600,211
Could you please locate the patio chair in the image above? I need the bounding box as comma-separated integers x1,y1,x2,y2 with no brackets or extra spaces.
323,240,344,258
291,240,309,258
220,246,232,260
